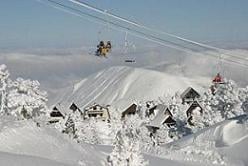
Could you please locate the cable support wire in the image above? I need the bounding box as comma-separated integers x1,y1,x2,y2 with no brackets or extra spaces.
37,0,248,68
69,0,248,64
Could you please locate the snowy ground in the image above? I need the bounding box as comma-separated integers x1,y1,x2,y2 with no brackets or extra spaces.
1,48,248,165
0,114,248,166
0,116,105,166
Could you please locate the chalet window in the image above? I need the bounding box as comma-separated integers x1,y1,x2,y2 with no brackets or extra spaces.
50,111,63,117
89,114,97,117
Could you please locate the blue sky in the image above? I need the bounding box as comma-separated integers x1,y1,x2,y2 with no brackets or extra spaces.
0,0,248,49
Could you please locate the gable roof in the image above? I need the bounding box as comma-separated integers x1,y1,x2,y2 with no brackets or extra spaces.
111,99,137,114
84,103,109,111
180,87,200,99
186,100,203,117
51,103,68,115
51,101,83,116
121,103,137,118
148,104,173,128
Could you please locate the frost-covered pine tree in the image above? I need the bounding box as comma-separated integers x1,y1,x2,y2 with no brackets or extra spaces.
0,64,10,114
108,108,122,141
61,115,77,138
239,86,248,113
77,118,102,144
202,79,244,125
6,78,48,119
106,121,148,166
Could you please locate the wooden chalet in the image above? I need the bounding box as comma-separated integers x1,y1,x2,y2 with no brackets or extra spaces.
84,103,110,121
181,87,201,104
146,104,176,133
186,100,203,126
49,105,65,124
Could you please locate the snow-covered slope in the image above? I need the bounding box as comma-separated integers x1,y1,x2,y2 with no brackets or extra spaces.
161,114,248,165
58,66,209,109
0,151,68,166
0,116,105,166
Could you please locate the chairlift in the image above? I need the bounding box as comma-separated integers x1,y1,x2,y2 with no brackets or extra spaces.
212,73,225,84
95,40,112,57
123,32,136,63
125,59,136,63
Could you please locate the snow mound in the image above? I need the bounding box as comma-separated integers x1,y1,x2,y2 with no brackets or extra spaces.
0,117,105,166
163,115,248,165
59,66,207,109
215,119,248,147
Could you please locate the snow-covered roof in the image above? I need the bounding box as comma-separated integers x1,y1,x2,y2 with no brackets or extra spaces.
186,100,203,116
52,103,67,114
180,87,200,99
51,101,82,116
111,98,137,113
148,104,172,128
84,103,109,111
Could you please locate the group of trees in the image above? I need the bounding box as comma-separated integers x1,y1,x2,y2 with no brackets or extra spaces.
201,80,247,126
0,64,48,120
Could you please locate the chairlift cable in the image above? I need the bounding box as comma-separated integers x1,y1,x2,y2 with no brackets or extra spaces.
68,0,248,63
39,0,199,53
37,0,248,68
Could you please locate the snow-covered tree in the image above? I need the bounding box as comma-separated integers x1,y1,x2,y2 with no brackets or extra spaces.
61,115,77,138
76,118,102,144
6,78,48,119
239,86,248,113
106,121,148,166
202,80,244,124
0,64,9,114
154,125,173,145
108,108,122,141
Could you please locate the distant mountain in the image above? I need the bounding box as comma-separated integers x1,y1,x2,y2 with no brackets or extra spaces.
56,66,209,110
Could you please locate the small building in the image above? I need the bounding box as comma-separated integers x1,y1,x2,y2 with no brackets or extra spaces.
185,100,203,126
181,87,201,104
48,105,65,124
147,104,176,133
121,103,138,118
84,103,110,121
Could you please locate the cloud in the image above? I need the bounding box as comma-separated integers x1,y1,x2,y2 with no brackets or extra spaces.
0,47,247,103
0,47,181,95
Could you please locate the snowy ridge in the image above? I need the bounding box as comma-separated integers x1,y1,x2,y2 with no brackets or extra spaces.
59,66,208,109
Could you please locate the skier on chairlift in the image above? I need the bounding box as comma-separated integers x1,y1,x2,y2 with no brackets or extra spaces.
212,73,223,84
106,41,112,51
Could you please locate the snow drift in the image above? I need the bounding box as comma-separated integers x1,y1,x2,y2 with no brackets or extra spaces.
0,116,105,166
162,114,248,165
